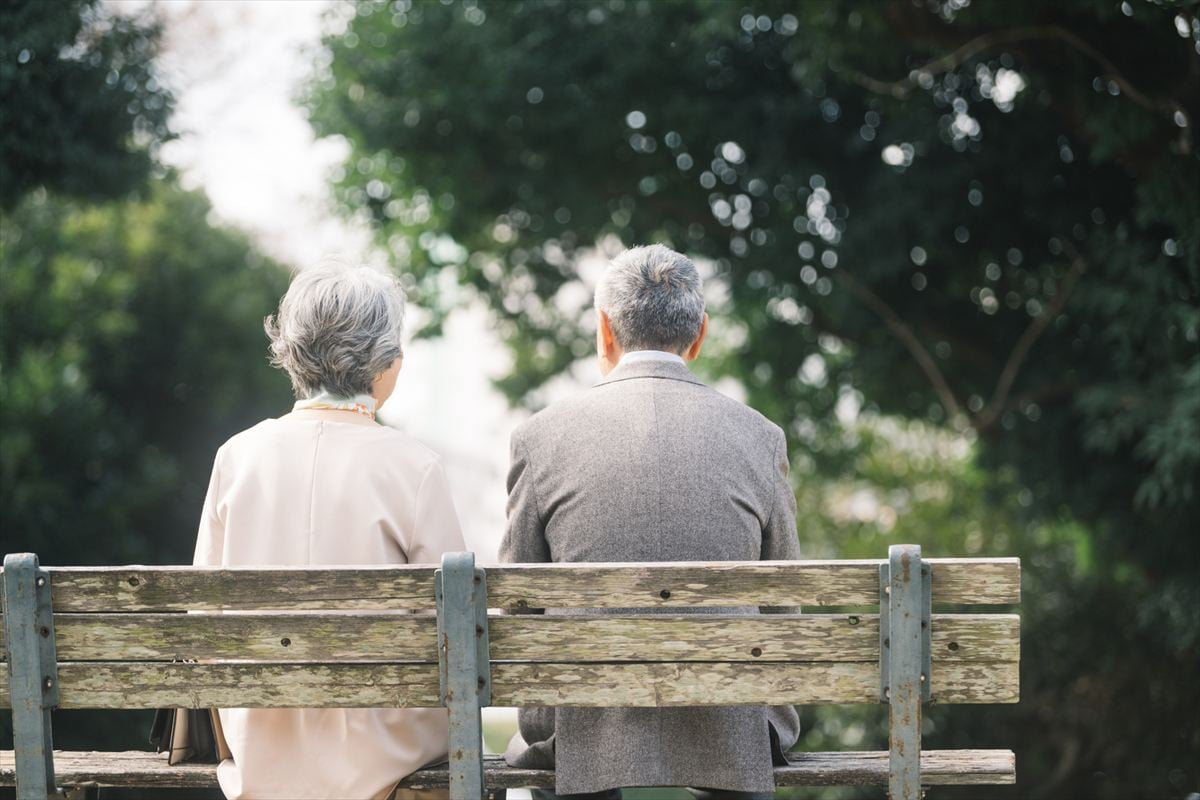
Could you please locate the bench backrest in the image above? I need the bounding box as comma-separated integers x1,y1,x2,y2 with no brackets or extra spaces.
485,557,1019,708
1,555,1019,708
2,547,1020,799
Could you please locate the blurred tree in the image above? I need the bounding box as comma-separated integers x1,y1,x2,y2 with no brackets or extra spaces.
310,0,1200,796
0,181,291,753
0,181,290,566
0,0,289,768
0,0,173,208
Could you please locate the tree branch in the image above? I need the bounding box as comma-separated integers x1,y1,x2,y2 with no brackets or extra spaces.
843,24,1192,153
976,252,1087,431
1010,376,1084,412
832,269,964,423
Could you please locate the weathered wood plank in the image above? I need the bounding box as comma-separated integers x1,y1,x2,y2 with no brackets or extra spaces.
0,612,1016,663
41,565,441,611
0,662,441,708
0,750,1016,788
489,613,1019,663
1,612,439,662
490,661,1019,706
774,749,1016,786
0,658,1016,708
485,559,1020,608
14,558,1018,612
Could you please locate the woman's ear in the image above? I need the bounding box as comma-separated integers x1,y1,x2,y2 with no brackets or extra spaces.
371,357,404,405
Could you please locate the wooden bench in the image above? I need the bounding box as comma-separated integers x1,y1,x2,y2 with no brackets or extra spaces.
2,545,1020,798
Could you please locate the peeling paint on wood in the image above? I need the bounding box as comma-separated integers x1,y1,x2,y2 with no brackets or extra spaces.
38,566,441,612
0,659,1018,708
488,613,1019,663
1,663,442,708
489,661,1018,706
485,559,1020,607
0,612,1018,664
0,613,439,662
0,558,1019,612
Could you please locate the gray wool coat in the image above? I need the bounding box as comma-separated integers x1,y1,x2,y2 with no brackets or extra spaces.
499,357,802,795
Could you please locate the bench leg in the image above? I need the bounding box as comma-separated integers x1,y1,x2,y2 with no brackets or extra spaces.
436,553,491,800
882,545,928,800
3,552,59,800
446,697,486,799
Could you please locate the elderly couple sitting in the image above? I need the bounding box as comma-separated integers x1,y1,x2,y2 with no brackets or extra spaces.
195,244,801,800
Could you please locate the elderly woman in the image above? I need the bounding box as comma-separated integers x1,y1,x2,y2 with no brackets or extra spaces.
193,262,464,800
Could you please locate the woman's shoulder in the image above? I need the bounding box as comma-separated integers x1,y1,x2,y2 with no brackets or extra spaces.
349,423,444,467
218,417,444,473
214,418,279,456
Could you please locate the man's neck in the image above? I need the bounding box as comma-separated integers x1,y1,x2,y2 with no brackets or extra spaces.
616,349,686,366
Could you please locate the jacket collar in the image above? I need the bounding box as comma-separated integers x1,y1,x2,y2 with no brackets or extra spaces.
594,357,706,388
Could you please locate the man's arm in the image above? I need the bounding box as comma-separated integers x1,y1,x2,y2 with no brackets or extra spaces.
762,424,801,613
498,425,550,614
499,424,551,563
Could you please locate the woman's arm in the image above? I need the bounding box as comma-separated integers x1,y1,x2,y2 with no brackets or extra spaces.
406,459,467,564
193,447,226,567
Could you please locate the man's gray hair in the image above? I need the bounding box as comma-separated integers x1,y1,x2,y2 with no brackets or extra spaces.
264,261,406,398
595,244,705,353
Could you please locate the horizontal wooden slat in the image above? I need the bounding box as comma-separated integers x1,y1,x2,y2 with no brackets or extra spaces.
40,565,441,611
7,613,439,662
774,749,1016,786
490,660,1018,706
489,613,1019,663
0,750,1016,788
0,658,1016,708
0,662,441,708
0,612,1016,663
485,559,1020,608
5,558,1018,612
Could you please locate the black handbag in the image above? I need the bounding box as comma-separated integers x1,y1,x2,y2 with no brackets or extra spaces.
150,708,232,765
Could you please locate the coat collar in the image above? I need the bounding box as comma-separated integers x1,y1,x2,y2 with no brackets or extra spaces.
594,357,706,388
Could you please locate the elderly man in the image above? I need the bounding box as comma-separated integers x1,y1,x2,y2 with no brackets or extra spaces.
500,244,802,799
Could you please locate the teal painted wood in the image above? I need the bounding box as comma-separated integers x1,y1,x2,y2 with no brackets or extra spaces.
921,562,932,704
436,552,489,800
879,565,890,703
2,553,59,800
884,545,926,800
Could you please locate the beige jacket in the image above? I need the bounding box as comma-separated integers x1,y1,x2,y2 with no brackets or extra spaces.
194,411,465,799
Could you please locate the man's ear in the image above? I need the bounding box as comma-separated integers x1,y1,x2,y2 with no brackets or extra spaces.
597,309,618,359
683,313,709,361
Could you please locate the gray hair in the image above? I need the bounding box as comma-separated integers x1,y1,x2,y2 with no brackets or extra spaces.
594,244,705,353
264,261,406,398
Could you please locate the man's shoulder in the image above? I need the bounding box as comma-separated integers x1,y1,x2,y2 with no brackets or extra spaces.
514,377,784,445
697,386,786,447
512,391,593,444
694,382,779,426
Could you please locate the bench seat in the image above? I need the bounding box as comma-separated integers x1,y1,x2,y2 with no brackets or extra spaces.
0,749,1016,789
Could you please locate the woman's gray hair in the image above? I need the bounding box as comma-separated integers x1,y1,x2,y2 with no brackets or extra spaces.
594,244,705,353
264,261,407,398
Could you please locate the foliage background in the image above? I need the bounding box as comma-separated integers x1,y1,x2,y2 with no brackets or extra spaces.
310,1,1199,796
3,0,1199,797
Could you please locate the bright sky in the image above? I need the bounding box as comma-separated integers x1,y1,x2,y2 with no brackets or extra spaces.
130,0,531,559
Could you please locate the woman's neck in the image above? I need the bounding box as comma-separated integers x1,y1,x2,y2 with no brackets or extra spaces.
282,408,378,426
